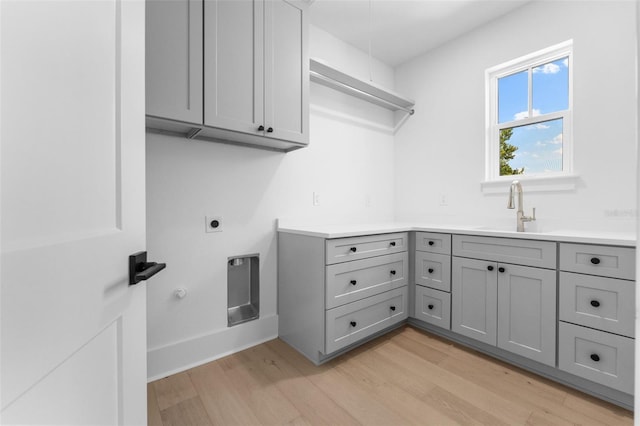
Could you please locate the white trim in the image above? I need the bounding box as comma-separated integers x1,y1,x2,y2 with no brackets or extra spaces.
146,314,278,381
481,173,579,194
485,40,574,185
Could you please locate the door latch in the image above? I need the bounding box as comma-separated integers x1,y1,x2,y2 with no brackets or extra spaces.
129,251,166,285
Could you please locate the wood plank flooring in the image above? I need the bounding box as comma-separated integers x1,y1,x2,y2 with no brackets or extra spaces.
147,326,633,425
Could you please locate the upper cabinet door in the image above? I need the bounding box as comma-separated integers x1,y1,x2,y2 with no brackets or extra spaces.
204,0,264,135
146,0,203,124
264,0,309,144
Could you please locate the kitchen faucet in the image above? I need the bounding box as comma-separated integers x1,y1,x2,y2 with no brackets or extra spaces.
507,180,536,232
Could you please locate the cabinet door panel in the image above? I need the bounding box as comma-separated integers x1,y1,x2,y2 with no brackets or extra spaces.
415,251,451,292
414,286,451,330
146,0,203,123
559,272,635,338
560,243,635,280
497,264,556,366
451,257,497,345
264,0,308,144
204,0,263,133
326,252,407,309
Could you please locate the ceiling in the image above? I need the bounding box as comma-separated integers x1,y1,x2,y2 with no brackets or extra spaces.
308,0,532,67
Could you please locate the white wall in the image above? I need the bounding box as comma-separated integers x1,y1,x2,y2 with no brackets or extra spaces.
394,1,638,233
145,26,397,379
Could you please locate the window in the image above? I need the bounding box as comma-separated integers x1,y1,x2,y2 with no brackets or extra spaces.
485,41,573,183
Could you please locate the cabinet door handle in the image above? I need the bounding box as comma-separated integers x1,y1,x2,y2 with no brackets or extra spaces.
390,241,396,247
590,257,601,265
498,267,505,273
590,300,600,307
258,125,264,131
487,265,494,271
350,247,357,253
350,321,357,327
390,270,396,275
390,306,396,311
427,304,434,310
267,127,274,133
428,241,434,246
350,280,357,286
428,268,434,274
590,353,600,362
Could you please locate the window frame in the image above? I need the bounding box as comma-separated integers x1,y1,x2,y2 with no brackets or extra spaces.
485,40,574,185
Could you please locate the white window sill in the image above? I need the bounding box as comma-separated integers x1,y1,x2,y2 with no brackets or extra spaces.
481,174,579,194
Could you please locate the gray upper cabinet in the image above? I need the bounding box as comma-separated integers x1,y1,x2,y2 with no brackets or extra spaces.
146,0,309,152
204,0,263,135
264,0,309,144
204,0,308,145
146,0,203,124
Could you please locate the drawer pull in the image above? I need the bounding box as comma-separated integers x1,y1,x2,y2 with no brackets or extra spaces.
266,127,274,133
498,267,505,273
590,353,600,362
390,270,397,275
487,265,494,271
590,257,601,265
350,321,357,327
350,280,357,286
258,125,265,131
590,300,601,308
350,247,357,253
390,241,396,246
390,305,396,311
428,304,434,310
428,268,434,274
428,241,434,246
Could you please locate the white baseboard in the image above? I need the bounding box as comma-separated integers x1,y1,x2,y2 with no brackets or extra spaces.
147,315,278,382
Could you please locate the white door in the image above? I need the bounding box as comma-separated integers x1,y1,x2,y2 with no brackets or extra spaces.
1,1,148,424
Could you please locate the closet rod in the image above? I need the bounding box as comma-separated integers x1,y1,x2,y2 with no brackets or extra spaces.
310,70,415,115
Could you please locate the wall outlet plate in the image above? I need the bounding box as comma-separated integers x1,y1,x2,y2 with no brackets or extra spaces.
205,216,223,233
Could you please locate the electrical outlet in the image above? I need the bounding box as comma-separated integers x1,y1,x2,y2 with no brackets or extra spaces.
205,216,223,233
313,192,320,206
365,194,371,207
439,193,448,206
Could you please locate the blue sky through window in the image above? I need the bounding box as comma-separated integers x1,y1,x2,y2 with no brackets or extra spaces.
498,57,568,175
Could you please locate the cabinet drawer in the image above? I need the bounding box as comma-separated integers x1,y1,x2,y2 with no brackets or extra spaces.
415,252,451,292
415,232,451,255
559,272,635,338
452,235,556,269
325,287,408,354
414,286,451,330
560,243,635,281
326,233,408,265
326,252,407,309
558,322,634,394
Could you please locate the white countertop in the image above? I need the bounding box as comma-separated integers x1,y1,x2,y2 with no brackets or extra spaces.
277,221,636,247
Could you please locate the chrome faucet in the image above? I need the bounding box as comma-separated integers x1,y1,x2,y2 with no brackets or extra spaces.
507,180,536,232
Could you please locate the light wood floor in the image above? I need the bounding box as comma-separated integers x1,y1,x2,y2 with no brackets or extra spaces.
147,326,633,425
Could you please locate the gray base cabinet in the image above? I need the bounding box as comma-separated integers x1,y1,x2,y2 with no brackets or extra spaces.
497,263,556,366
451,235,557,367
414,286,451,329
279,230,635,407
278,232,408,365
451,256,498,345
558,243,636,394
412,232,452,331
